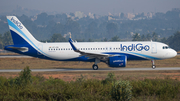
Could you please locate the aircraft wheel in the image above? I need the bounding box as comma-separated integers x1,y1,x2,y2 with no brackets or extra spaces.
152,65,156,69
92,64,98,70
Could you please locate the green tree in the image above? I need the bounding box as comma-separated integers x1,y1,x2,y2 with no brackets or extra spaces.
64,18,81,39
19,14,29,21
103,38,108,42
152,32,158,41
35,12,49,25
110,35,120,41
50,33,67,42
87,38,93,42
132,33,141,41
84,21,98,39
141,34,146,41
51,23,64,35
2,31,13,46
167,31,180,51
160,37,167,43
146,33,151,41
75,39,85,42
106,23,118,38
111,80,132,101
15,66,32,86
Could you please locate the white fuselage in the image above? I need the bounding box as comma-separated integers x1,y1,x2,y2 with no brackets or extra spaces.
37,41,177,60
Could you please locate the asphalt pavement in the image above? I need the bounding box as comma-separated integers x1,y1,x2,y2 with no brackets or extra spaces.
0,67,180,72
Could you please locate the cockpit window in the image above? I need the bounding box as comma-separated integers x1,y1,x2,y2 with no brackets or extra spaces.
163,46,170,49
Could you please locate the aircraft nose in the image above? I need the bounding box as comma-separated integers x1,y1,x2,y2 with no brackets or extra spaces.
170,49,177,58
164,49,177,59
173,50,177,57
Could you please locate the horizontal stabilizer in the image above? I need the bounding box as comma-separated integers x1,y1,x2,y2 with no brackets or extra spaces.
6,46,28,52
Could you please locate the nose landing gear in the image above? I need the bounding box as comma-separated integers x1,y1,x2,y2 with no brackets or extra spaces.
151,60,156,69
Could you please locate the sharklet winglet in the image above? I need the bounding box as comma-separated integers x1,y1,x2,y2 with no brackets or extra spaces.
69,38,78,51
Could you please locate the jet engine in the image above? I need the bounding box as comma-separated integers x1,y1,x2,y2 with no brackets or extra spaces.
108,56,127,67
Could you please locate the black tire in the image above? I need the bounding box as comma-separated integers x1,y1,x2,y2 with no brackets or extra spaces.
92,64,98,70
152,65,156,69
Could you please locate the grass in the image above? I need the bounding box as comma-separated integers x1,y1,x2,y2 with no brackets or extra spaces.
1,70,180,81
0,67,180,101
0,52,19,55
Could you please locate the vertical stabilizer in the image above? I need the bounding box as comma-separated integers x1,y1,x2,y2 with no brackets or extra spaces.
6,16,40,45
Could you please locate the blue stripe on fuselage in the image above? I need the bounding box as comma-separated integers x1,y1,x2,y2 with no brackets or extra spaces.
103,52,161,60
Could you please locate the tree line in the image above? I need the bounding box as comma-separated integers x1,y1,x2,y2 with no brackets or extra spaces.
131,31,180,51
0,32,13,49
0,9,180,41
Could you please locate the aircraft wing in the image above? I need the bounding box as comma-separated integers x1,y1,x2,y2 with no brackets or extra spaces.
69,38,110,61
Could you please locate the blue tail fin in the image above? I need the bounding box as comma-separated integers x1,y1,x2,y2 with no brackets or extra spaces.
5,16,46,55
6,16,40,45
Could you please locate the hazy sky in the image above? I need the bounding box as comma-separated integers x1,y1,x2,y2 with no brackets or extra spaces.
0,0,180,15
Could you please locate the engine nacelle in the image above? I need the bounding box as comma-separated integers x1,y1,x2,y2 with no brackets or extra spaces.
108,56,127,67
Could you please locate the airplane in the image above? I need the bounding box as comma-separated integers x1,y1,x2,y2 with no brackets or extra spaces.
4,16,177,70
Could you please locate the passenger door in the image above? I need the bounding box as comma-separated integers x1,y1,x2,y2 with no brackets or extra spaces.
151,43,157,54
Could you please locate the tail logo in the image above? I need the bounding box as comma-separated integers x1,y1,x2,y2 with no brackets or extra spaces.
11,17,23,29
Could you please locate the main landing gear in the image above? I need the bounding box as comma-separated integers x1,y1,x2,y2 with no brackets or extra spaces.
92,64,98,70
92,58,100,70
151,60,156,69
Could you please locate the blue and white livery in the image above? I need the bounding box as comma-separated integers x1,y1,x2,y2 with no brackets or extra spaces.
4,16,177,70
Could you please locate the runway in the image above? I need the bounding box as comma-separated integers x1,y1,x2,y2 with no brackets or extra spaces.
0,67,180,72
